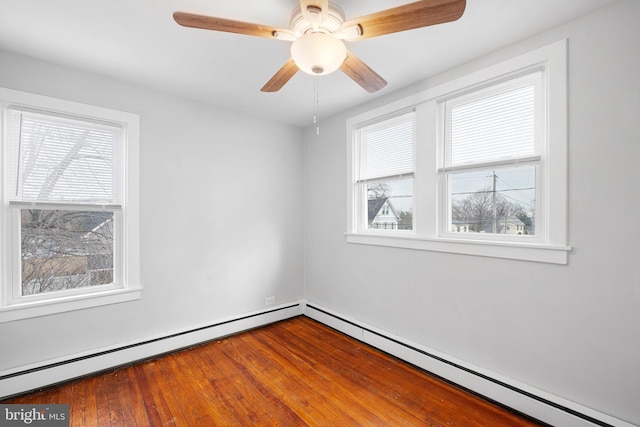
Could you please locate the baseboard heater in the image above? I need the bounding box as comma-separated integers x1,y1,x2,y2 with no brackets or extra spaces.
304,303,633,427
0,303,301,399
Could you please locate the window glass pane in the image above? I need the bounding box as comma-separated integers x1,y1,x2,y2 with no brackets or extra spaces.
367,178,413,230
362,113,414,180
444,73,540,168
21,209,114,295
449,166,535,235
8,108,122,204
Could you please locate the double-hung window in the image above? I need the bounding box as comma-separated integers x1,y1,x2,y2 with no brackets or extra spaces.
353,112,415,232
347,40,570,264
439,70,543,241
1,88,140,321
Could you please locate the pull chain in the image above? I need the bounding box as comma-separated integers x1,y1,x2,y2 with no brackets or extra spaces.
314,77,320,135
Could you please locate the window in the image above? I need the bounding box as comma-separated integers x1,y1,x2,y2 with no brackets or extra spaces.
353,111,415,233
440,70,543,241
1,88,140,321
347,40,570,264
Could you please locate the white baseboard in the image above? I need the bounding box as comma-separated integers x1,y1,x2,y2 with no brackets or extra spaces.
0,302,302,399
303,302,634,427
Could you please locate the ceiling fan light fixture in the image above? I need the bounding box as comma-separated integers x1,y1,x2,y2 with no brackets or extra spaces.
290,32,347,75
174,0,466,92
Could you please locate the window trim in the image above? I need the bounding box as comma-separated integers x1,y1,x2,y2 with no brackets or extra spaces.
346,40,570,264
0,87,141,322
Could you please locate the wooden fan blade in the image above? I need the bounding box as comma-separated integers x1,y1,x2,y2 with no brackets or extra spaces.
342,0,466,39
261,59,299,92
173,11,285,39
340,51,387,93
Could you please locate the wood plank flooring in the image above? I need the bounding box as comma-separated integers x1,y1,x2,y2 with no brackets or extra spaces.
3,316,544,426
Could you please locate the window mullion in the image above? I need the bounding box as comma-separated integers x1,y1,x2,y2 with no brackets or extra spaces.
415,101,438,236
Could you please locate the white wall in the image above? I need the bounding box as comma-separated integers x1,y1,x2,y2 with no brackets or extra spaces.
0,50,304,371
303,1,640,425
1,1,639,425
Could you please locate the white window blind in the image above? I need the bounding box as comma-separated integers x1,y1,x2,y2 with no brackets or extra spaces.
443,71,541,169
360,112,415,181
8,108,122,205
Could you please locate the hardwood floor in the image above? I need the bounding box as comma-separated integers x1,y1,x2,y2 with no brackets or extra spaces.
3,316,544,426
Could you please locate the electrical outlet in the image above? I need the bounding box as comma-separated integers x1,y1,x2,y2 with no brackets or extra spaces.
265,296,275,306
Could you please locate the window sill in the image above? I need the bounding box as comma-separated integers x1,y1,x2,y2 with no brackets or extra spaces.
0,287,142,323
345,233,571,264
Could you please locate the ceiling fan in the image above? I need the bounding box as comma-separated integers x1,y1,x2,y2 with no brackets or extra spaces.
173,0,466,93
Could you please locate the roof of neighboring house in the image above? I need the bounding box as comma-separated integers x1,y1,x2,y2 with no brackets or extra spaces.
505,216,526,226
82,212,113,232
368,198,388,222
368,198,400,222
452,216,527,226
451,219,469,225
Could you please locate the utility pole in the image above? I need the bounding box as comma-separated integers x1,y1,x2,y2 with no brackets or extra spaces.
492,170,498,233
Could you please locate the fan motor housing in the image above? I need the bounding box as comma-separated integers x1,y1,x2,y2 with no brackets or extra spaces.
290,2,345,36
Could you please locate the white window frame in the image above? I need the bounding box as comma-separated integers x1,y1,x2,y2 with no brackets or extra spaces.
346,40,571,264
0,88,141,322
438,69,545,243
353,110,416,235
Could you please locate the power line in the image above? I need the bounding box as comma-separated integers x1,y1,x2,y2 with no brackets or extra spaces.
451,187,534,196
500,192,535,209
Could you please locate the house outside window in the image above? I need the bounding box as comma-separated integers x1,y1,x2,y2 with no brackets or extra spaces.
0,88,140,322
369,198,400,230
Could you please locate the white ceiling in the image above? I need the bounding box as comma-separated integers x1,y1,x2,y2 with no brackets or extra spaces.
0,0,616,127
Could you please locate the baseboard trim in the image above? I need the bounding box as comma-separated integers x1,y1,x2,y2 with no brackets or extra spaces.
0,302,302,399
303,303,633,427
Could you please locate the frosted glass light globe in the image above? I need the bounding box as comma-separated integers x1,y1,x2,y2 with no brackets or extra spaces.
291,32,347,75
